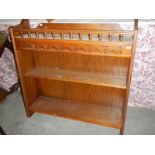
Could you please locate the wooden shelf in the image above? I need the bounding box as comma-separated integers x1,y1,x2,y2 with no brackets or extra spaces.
30,96,122,128
25,67,127,89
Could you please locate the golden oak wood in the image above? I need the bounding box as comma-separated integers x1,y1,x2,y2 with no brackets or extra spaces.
120,20,138,134
25,67,127,89
30,96,122,129
21,50,130,76
10,19,138,134
37,79,125,108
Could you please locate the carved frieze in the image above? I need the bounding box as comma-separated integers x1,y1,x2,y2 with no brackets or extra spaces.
15,39,131,56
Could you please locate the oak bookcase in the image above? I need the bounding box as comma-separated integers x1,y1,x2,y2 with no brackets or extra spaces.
10,19,138,134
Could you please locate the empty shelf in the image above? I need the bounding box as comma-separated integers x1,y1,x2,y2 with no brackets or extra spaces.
25,67,127,89
30,96,122,128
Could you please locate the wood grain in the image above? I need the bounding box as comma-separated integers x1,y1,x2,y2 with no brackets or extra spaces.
37,23,128,31
32,50,130,76
37,79,125,108
25,67,127,89
30,96,122,129
15,39,132,57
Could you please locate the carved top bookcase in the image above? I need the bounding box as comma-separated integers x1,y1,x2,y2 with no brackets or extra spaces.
10,19,138,134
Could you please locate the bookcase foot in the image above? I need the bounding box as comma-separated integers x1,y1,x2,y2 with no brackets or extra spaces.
120,127,124,135
26,110,34,117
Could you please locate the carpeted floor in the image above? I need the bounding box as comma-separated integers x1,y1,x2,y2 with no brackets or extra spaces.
0,91,155,135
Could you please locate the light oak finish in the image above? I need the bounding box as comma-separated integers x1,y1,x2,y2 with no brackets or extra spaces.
30,96,122,129
36,79,125,108
25,67,127,89
15,39,132,57
10,19,138,134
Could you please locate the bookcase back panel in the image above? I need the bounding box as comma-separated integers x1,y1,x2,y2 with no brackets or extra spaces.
28,50,130,77
37,79,125,108
15,48,128,110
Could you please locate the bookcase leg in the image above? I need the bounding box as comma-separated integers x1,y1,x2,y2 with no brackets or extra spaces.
25,108,35,117
26,111,34,117
22,99,34,117
120,127,124,135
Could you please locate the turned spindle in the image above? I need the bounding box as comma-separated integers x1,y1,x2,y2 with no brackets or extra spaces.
61,33,64,39
36,32,39,38
43,32,47,38
27,32,31,38
52,33,55,39
70,33,73,40
119,34,123,42
79,33,82,40
88,33,92,40
109,34,112,41
98,34,102,41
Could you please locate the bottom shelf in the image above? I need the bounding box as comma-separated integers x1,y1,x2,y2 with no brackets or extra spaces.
30,96,122,129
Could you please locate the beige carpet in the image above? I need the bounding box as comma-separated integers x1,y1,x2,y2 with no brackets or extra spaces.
0,91,155,135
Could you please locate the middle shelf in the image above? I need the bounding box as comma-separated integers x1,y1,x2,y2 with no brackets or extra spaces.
25,67,127,89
